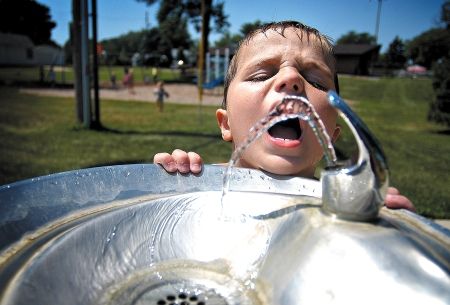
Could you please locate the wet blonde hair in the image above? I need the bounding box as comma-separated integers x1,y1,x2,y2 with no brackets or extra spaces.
222,20,337,109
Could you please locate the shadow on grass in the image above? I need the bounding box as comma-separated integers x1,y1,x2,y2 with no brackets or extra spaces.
433,129,450,136
89,125,221,139
83,160,148,169
85,138,224,169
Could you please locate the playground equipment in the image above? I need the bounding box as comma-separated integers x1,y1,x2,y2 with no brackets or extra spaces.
204,47,230,89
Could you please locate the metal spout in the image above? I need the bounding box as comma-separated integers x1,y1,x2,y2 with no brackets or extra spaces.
321,91,389,220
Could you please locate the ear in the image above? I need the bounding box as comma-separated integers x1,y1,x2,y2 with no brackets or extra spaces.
331,124,341,143
216,109,233,142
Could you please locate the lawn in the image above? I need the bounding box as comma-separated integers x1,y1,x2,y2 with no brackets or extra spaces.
0,76,449,218
0,65,189,86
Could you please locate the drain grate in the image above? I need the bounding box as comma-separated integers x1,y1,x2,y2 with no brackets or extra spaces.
99,261,263,305
156,292,205,305
134,280,229,305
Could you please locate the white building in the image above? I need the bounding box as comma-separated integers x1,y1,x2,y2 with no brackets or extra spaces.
0,32,34,66
0,32,64,66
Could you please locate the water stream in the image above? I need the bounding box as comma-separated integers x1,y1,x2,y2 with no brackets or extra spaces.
221,95,337,214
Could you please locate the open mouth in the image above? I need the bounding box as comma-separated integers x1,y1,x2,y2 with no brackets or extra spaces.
268,118,302,141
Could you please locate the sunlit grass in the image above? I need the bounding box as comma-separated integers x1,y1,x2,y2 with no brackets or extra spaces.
338,76,449,218
0,66,188,85
0,87,229,185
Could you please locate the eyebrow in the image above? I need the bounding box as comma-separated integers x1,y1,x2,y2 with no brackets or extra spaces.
240,55,334,80
299,59,334,79
240,56,280,71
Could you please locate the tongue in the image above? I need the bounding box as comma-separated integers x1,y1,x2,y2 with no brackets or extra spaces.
269,125,298,140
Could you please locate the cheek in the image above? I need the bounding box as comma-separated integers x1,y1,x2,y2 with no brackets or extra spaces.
307,94,338,132
227,83,266,137
229,81,263,104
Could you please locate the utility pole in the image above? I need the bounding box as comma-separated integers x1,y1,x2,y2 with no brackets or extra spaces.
80,0,91,128
72,0,100,129
375,0,383,44
91,0,101,129
72,0,83,123
72,0,91,128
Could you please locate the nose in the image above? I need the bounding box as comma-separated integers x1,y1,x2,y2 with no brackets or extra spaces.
275,67,304,94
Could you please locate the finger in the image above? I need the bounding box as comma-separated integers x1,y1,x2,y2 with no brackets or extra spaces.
153,153,177,172
385,194,416,212
387,187,400,196
171,149,191,173
187,151,203,174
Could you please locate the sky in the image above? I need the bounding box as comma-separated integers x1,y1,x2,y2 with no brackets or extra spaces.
38,0,445,52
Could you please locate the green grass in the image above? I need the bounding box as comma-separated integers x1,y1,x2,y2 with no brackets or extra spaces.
0,86,230,185
337,76,450,218
0,66,187,85
0,76,449,218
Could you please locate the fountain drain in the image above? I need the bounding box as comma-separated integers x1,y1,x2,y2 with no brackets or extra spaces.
133,281,228,305
98,261,263,305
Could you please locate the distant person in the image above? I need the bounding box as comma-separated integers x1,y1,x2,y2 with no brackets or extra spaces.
153,81,169,112
122,67,129,87
152,67,158,83
123,67,135,94
110,72,117,89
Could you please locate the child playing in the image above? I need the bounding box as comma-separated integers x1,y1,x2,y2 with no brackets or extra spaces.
123,67,135,94
153,21,414,211
154,81,169,112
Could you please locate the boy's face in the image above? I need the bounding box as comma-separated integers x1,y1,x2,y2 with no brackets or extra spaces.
217,27,340,177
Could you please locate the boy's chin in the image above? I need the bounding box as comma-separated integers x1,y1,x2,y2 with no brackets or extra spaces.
237,152,317,178
258,160,316,178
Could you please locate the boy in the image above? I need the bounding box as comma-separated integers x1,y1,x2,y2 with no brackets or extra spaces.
154,81,170,112
154,21,414,211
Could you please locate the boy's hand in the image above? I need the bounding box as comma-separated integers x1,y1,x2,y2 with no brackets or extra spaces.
385,187,416,212
153,149,203,174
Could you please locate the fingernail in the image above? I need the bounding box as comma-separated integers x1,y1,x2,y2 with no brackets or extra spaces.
191,164,201,173
179,163,190,172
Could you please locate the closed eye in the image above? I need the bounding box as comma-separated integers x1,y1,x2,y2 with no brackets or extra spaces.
248,73,271,82
308,80,327,91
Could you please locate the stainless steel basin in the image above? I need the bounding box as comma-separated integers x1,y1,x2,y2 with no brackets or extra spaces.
0,164,449,305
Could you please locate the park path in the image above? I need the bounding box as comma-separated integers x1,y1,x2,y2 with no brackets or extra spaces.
20,83,224,107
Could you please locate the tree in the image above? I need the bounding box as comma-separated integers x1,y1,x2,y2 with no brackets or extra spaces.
214,31,241,48
0,0,56,45
139,28,163,65
157,1,192,65
239,20,264,36
429,57,450,126
406,28,450,69
137,0,229,59
429,0,450,127
100,28,162,66
336,31,376,45
441,0,450,29
384,36,406,68
213,20,264,48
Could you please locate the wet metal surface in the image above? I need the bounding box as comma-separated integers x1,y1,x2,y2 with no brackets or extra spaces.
0,165,449,305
